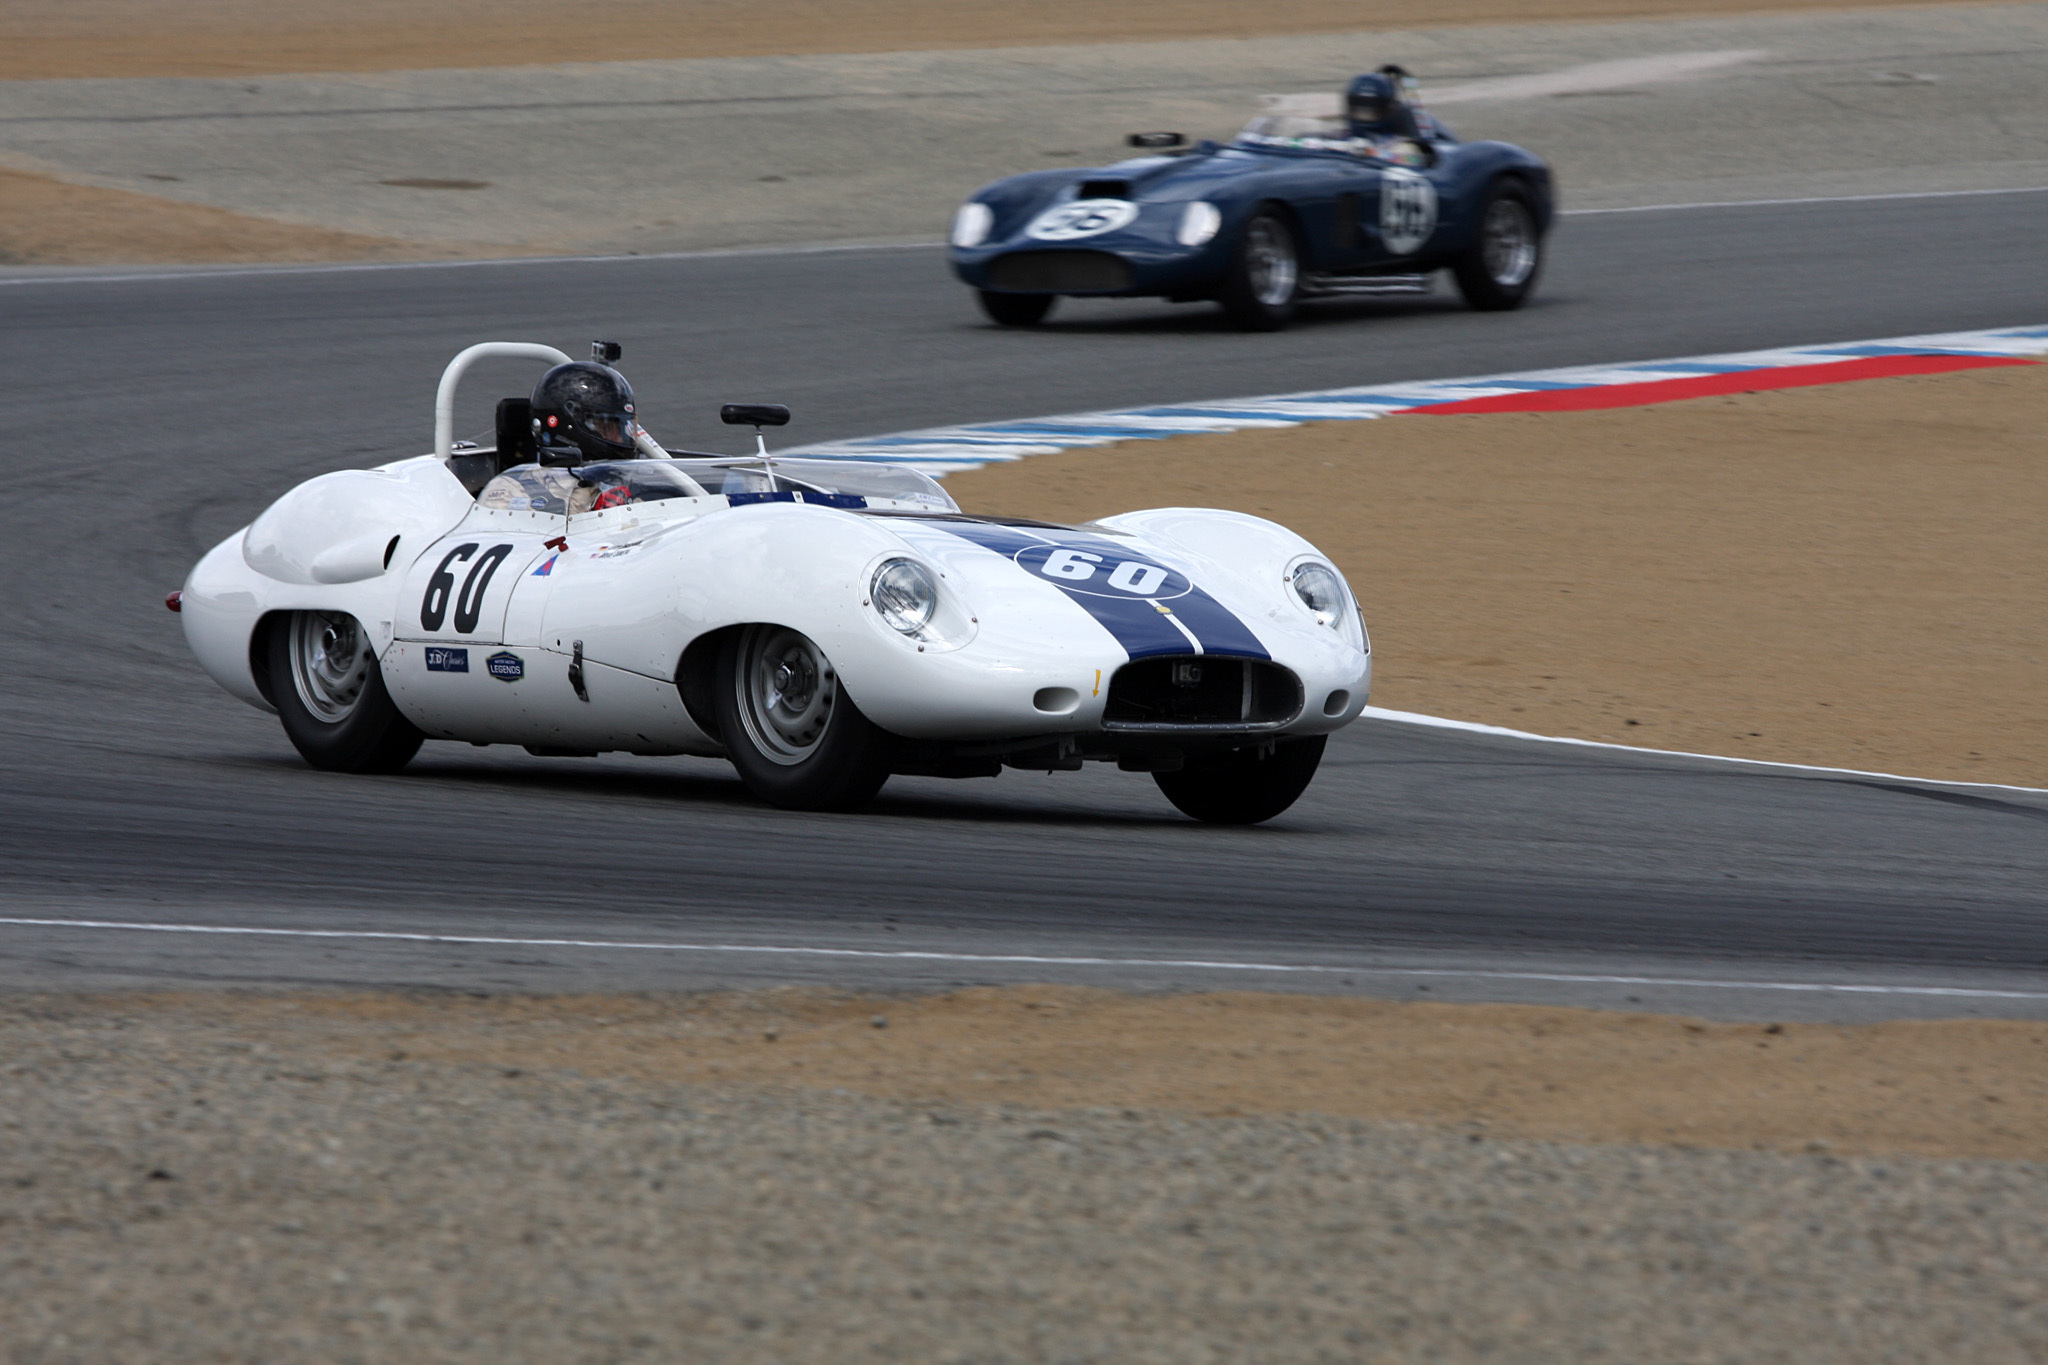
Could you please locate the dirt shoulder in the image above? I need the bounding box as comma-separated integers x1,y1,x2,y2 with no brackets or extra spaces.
0,0,1983,80
11,989,2047,1363
0,167,477,267
224,986,2048,1161
945,362,2048,786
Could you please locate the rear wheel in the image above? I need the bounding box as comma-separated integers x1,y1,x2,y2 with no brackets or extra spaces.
978,290,1055,327
1153,735,1326,824
267,611,424,773
1452,183,1542,311
1218,210,1300,331
714,625,892,811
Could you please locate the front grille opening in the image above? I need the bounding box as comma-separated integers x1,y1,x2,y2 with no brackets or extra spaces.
1103,656,1303,729
987,250,1134,294
1078,179,1133,199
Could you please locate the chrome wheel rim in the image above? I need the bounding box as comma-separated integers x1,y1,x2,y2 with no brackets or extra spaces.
1481,199,1537,287
1244,217,1298,307
289,611,372,723
735,625,838,766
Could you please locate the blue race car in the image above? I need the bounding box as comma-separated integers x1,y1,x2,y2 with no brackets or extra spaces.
948,68,1554,332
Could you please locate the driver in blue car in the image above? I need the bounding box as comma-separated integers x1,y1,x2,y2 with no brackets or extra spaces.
1345,66,1447,166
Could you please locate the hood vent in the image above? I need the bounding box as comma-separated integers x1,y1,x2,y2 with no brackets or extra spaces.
1078,179,1133,200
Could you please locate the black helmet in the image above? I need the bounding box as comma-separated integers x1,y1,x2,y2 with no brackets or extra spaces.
1345,72,1400,134
531,361,637,464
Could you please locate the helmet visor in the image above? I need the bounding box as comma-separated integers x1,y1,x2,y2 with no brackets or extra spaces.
1349,94,1389,123
578,411,635,450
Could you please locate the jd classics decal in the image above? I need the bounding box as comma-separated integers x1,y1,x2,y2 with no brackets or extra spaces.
424,646,469,673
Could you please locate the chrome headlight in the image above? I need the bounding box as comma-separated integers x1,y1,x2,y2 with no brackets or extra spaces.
872,559,938,636
1288,559,1366,650
1176,201,1222,247
950,202,994,248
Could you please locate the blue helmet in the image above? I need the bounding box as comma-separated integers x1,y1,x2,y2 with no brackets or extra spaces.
1345,72,1401,134
1343,71,1425,140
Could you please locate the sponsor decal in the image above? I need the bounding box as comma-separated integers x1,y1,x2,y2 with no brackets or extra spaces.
532,553,559,577
1379,168,1437,255
485,651,524,683
425,646,469,673
1025,198,1141,242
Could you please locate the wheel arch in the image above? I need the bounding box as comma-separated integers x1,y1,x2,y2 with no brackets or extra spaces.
1446,167,1550,255
249,611,289,710
1251,196,1310,254
675,624,743,745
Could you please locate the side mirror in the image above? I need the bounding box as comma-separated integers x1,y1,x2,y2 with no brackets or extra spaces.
1127,131,1187,149
721,403,791,427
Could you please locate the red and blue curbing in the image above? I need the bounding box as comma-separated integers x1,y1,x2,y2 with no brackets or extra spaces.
787,324,2048,474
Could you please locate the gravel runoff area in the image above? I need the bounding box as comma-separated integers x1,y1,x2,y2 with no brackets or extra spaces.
0,0,1978,80
5,990,2046,1363
946,361,2048,788
5,3,2046,261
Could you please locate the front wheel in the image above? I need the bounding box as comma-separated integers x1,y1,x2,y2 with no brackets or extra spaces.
1218,210,1301,331
714,625,893,811
1452,183,1543,311
1153,735,1326,825
978,290,1055,327
267,611,424,774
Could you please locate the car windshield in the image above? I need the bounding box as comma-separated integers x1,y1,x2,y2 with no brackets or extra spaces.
1237,112,1349,142
1234,92,1351,148
475,456,958,516
679,458,957,510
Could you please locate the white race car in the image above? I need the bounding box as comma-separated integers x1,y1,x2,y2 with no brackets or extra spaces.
175,342,1372,823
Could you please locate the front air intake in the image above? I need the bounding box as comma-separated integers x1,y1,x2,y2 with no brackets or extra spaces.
1078,179,1133,199
1102,656,1303,731
986,250,1133,294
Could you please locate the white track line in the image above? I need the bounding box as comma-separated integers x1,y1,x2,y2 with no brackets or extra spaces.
1,916,2044,1000
7,184,2047,288
1564,184,2048,216
0,238,942,288
1429,51,1766,104
1365,707,2048,796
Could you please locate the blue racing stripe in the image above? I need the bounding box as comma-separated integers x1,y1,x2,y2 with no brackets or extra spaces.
926,520,1270,661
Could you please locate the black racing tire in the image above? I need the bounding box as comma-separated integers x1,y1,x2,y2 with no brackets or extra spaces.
1153,735,1327,825
713,625,893,812
1218,209,1301,332
978,290,1056,327
266,610,424,774
1451,180,1543,312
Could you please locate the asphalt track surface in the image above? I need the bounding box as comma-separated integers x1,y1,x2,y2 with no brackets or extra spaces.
6,192,2047,1019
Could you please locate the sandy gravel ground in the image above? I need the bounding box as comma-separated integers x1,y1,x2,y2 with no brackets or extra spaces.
0,168,457,267
945,362,2048,786
5,3,2043,260
4,990,2045,1363
0,0,1980,80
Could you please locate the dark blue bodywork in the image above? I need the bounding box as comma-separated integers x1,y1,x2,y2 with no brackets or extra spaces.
950,131,1553,307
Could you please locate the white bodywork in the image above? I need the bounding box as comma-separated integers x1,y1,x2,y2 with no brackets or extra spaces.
182,346,1372,768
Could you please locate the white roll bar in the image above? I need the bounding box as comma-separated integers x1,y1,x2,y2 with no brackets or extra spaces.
434,342,574,461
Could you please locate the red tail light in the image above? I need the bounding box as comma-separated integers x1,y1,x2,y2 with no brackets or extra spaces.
165,590,182,613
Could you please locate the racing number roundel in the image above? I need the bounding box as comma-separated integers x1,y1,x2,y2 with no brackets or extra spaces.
1379,168,1438,256
419,542,515,633
1013,544,1191,600
1025,199,1140,242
